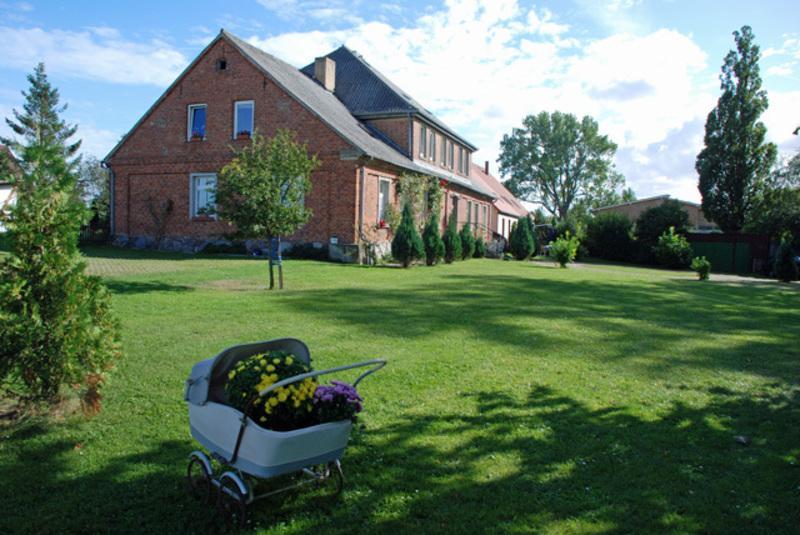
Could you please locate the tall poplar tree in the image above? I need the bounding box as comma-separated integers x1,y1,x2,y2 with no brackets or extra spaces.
696,26,777,236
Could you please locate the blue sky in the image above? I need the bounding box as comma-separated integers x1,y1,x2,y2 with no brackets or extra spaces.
1,0,798,202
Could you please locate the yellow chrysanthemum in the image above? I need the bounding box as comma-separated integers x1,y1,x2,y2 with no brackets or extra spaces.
285,356,294,365
273,358,280,365
259,416,266,422
278,392,288,402
228,371,235,379
294,400,301,408
266,365,275,372
260,359,267,367
269,397,278,407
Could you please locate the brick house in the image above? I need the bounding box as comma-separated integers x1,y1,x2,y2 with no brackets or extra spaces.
104,29,496,260
469,161,529,240
0,144,18,230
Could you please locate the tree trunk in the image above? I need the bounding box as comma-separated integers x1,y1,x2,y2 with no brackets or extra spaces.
277,236,284,289
268,257,275,290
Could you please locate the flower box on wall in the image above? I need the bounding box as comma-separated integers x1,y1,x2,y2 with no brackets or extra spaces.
236,131,251,140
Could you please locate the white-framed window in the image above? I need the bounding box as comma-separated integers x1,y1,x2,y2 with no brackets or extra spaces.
473,203,479,229
187,104,207,140
464,151,470,175
482,205,488,231
420,125,427,158
441,136,447,164
448,142,455,169
467,200,472,225
458,147,464,174
233,100,254,138
378,177,391,221
190,173,217,218
429,132,436,161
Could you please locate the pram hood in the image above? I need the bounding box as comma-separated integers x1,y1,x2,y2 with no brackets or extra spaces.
184,338,311,406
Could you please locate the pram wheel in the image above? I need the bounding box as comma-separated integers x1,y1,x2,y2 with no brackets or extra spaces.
218,473,248,528
314,460,344,496
186,452,212,503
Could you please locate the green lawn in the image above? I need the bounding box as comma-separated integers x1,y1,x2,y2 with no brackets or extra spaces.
1,247,799,534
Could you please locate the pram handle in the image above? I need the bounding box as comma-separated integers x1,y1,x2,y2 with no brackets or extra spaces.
257,358,387,397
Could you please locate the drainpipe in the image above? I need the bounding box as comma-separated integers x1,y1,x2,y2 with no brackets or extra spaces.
358,164,366,261
407,112,413,158
101,161,115,237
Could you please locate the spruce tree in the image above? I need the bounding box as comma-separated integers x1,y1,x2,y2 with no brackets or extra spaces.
509,217,535,260
443,215,462,264
696,26,777,265
474,236,486,258
459,223,475,260
391,202,425,267
422,212,445,266
0,64,119,407
1,63,81,168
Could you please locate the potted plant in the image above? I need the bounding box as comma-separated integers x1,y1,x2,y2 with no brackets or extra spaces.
191,132,204,141
236,130,251,140
377,219,387,229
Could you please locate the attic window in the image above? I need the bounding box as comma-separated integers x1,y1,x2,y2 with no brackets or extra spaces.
216,58,228,71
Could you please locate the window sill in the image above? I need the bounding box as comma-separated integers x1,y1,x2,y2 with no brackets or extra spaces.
191,215,216,222
188,137,206,143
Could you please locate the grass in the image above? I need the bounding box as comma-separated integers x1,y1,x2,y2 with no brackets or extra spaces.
1,246,799,534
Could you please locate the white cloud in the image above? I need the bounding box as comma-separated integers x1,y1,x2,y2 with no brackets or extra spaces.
249,1,721,201
766,63,795,76
0,26,187,86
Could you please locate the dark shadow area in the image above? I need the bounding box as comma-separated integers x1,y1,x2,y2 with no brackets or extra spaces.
280,271,800,383
103,280,193,295
2,386,797,533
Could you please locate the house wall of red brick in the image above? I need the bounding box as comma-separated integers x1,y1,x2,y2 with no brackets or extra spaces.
410,119,472,178
108,37,361,245
363,117,410,156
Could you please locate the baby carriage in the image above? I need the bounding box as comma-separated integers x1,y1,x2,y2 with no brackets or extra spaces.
184,338,386,525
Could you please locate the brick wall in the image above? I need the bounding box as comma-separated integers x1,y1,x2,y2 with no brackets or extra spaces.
108,37,360,245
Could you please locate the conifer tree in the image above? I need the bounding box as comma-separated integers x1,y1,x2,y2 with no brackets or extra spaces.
460,223,475,260
422,212,445,266
774,232,798,282
443,215,462,264
509,217,535,260
391,202,425,267
0,64,119,407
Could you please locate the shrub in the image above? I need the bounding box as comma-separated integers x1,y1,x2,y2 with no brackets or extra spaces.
549,232,580,267
422,213,445,266
474,236,486,258
391,203,425,267
460,223,476,260
201,241,248,255
313,381,363,424
653,226,693,269
691,256,712,280
586,212,634,261
509,217,535,260
774,231,799,282
635,200,690,263
443,216,462,263
284,242,329,260
224,351,318,431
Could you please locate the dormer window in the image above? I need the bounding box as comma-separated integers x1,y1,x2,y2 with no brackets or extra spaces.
429,132,436,161
234,100,254,139
420,125,427,158
187,104,207,141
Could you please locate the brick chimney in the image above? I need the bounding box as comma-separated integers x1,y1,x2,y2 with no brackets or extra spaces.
484,161,489,175
314,57,336,92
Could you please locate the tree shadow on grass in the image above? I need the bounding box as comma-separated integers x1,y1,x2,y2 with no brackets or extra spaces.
289,384,798,533
2,385,797,533
103,280,193,295
280,272,800,383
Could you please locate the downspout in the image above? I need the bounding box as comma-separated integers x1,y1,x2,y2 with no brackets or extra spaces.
407,112,413,158
358,165,366,262
101,161,115,238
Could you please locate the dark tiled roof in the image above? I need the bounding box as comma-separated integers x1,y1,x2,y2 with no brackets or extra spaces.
300,46,477,151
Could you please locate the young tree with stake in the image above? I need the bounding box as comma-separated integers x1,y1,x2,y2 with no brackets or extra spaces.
215,129,318,289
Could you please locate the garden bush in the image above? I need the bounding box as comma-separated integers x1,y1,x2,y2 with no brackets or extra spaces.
422,213,445,266
691,256,712,280
460,223,476,260
653,226,693,269
635,200,690,263
391,203,425,267
284,242,329,261
549,232,580,267
474,236,486,258
443,217,462,263
774,231,798,282
586,212,634,261
509,217,535,260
